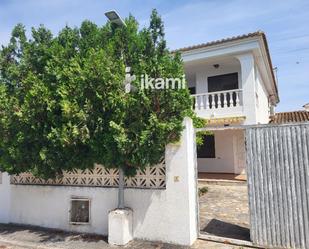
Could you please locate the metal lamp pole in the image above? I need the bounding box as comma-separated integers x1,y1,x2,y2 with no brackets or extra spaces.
105,10,127,209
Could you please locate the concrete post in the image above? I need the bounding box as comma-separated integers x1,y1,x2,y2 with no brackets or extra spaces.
0,172,11,223
108,208,133,246
163,117,198,245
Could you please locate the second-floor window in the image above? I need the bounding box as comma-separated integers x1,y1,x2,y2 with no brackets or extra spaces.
208,72,238,92
207,73,239,108
188,87,196,94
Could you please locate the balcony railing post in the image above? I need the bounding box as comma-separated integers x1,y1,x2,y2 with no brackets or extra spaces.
200,95,204,109
235,91,240,107
217,93,222,108
206,94,210,109
223,92,227,107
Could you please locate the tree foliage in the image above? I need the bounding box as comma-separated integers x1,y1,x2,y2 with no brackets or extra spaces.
0,10,195,178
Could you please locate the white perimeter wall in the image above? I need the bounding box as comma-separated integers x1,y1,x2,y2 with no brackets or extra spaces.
0,118,198,246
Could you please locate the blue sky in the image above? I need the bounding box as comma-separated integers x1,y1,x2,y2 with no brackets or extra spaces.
1,0,308,112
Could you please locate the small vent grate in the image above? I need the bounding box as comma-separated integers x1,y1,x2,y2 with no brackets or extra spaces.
70,198,90,224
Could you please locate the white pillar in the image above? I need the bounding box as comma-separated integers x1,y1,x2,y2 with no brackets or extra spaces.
163,117,198,245
236,53,257,124
0,172,11,223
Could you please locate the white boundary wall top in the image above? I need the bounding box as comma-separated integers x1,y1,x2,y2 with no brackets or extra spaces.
0,118,198,246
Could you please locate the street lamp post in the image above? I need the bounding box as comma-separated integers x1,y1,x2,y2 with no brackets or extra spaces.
105,11,134,246
105,10,126,210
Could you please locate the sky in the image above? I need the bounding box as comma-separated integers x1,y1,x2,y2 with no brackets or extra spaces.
0,0,308,112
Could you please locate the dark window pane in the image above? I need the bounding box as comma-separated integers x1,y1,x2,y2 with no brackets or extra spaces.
208,73,238,92
188,87,196,94
197,134,215,158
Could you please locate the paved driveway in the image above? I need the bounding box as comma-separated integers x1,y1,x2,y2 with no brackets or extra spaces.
199,183,250,241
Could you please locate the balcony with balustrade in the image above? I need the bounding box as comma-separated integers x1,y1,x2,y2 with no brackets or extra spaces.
192,89,243,119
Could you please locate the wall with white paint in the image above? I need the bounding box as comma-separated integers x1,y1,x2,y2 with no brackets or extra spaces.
236,53,258,125
186,57,241,94
0,172,11,223
185,52,272,125
197,129,245,174
255,66,270,124
0,118,198,246
183,40,274,174
233,129,246,174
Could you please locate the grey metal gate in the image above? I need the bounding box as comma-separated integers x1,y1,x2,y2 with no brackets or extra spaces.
246,123,309,249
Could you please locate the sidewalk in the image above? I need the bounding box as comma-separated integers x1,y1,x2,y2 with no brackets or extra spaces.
0,224,252,249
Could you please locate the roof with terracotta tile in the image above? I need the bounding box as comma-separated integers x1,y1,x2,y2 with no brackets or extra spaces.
270,111,309,124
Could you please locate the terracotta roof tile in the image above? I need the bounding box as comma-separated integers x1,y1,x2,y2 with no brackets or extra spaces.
270,111,309,124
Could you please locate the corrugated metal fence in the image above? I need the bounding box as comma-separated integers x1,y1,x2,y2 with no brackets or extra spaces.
246,123,309,249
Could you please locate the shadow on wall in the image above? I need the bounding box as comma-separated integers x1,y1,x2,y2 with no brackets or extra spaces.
201,219,250,241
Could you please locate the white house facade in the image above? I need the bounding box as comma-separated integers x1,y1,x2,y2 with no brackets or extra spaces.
178,31,279,175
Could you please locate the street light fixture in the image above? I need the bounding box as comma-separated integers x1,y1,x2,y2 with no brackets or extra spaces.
104,10,127,210
104,10,126,27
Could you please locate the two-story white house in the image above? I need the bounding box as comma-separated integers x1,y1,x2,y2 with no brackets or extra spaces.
177,31,279,177
0,30,280,245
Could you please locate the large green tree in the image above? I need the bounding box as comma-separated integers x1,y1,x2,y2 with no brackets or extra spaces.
0,10,195,206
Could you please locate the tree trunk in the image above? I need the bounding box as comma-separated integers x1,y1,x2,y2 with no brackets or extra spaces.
118,167,125,209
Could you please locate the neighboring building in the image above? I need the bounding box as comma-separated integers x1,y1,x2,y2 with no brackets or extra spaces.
177,31,279,175
270,104,309,124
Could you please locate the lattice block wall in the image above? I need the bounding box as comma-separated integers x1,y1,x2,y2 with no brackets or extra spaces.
10,159,166,189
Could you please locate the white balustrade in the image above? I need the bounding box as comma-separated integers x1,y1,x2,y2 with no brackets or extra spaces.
192,89,242,110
